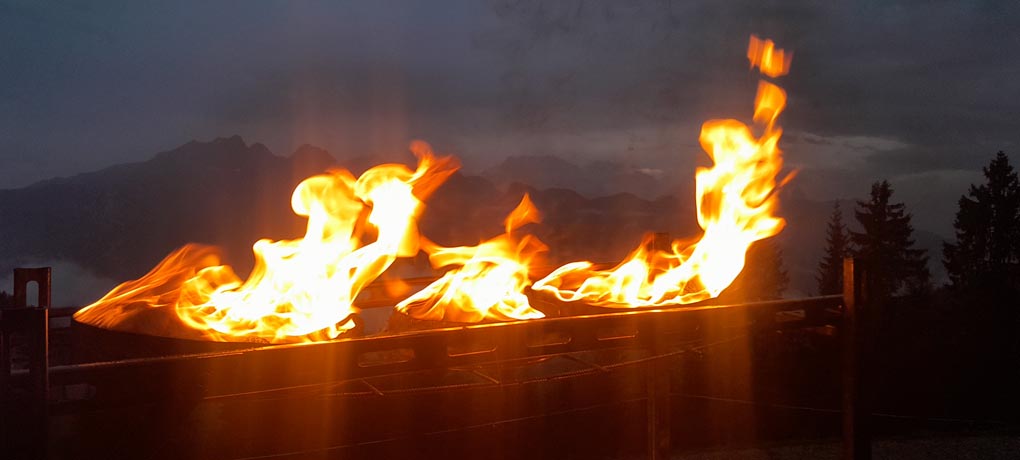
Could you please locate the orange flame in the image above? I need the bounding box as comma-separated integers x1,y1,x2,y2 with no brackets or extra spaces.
747,35,791,78
533,36,793,307
74,143,458,342
396,194,547,322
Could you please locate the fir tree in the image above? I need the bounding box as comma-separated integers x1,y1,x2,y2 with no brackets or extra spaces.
816,201,849,295
851,181,930,302
943,151,1020,292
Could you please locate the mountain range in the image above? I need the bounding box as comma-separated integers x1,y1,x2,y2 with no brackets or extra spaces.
0,136,947,305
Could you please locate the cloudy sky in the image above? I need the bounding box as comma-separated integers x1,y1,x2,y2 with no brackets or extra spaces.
2,0,1018,234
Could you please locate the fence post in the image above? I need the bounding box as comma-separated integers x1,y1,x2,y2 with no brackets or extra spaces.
0,305,8,455
645,297,672,460
646,354,671,460
842,258,870,460
6,268,51,459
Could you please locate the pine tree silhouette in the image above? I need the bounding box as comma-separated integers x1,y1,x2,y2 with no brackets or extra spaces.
816,201,849,295
944,151,1020,293
851,181,930,301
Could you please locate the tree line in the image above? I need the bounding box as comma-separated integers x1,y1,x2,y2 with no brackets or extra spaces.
816,151,1020,304
693,151,1020,306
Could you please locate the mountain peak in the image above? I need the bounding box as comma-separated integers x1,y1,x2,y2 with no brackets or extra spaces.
153,136,275,166
290,144,335,163
214,134,247,147
289,144,338,177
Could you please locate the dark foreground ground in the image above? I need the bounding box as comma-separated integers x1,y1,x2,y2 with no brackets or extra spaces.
5,294,1020,459
674,434,1020,460
35,379,1020,460
2,321,1013,459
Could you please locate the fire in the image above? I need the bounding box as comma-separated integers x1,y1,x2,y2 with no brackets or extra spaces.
74,142,457,342
396,194,547,322
747,35,791,78
76,35,794,341
532,36,793,307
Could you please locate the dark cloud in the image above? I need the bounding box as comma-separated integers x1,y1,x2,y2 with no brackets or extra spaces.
1,0,1018,235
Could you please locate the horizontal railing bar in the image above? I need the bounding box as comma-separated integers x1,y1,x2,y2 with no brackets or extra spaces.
10,295,842,411
53,295,839,372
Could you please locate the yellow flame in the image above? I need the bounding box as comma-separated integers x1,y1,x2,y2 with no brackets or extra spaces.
74,143,458,342
396,195,547,322
533,36,793,307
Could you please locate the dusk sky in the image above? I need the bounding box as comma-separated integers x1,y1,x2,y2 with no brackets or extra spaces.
2,0,1019,235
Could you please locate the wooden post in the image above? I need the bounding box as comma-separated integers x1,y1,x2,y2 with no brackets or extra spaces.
0,307,7,455
29,306,49,460
8,268,51,459
646,356,671,460
842,258,870,460
644,286,672,460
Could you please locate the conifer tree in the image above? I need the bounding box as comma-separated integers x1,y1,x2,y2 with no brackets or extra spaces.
944,151,1020,292
851,181,930,301
816,201,849,295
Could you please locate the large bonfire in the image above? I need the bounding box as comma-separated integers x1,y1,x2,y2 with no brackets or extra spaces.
75,36,794,343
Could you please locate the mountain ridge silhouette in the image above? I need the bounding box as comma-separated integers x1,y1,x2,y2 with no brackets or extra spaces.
0,136,946,303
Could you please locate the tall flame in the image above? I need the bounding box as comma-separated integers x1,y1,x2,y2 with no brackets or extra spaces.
76,35,795,341
396,194,547,322
532,36,793,307
74,142,457,342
